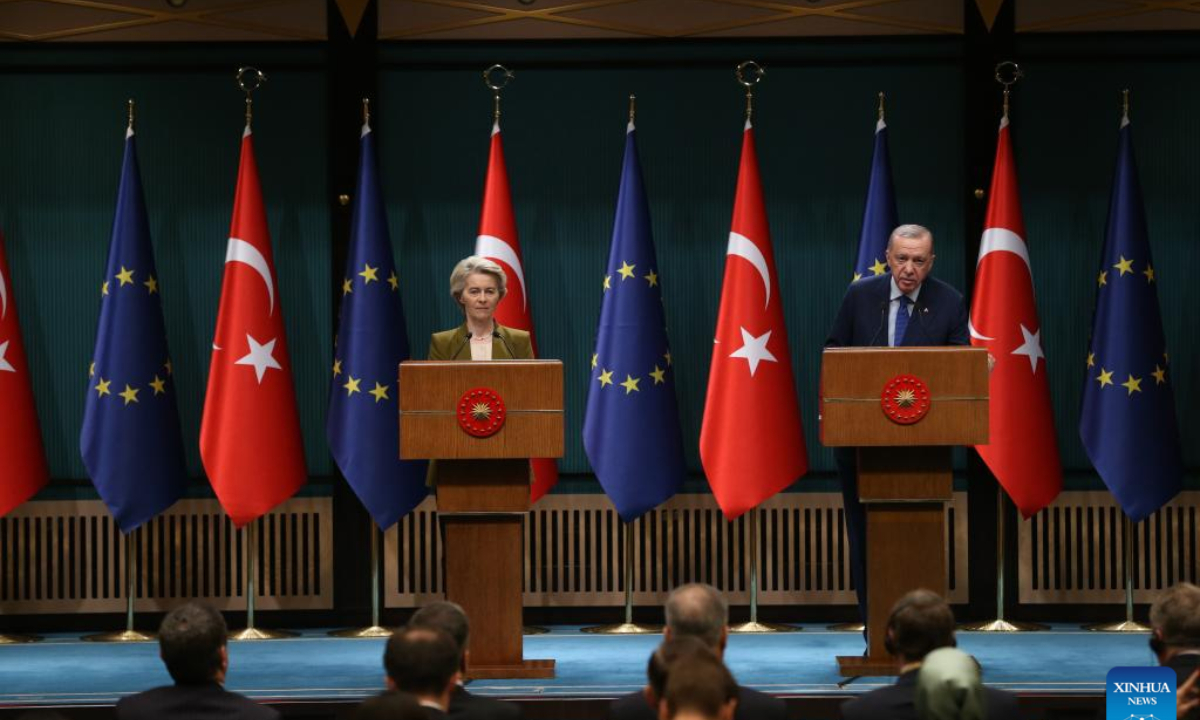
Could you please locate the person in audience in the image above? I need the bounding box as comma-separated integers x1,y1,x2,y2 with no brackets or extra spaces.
840,589,1018,720
350,691,429,720
408,601,522,719
1149,582,1200,720
1180,669,1200,718
383,626,461,718
115,601,278,720
657,651,738,720
643,636,717,709
914,647,987,720
608,583,786,720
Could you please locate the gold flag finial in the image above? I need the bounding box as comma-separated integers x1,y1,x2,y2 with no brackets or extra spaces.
127,99,135,132
363,97,371,127
629,94,636,124
236,67,267,129
877,91,885,122
994,61,1022,119
1122,88,1130,122
483,65,514,122
736,61,764,122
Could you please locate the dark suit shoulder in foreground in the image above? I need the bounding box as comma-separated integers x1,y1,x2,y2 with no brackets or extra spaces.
608,685,785,720
840,671,1019,720
116,682,280,720
449,685,523,720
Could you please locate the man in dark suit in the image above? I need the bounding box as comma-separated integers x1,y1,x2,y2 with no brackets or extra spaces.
115,601,278,720
384,627,461,719
825,224,969,635
408,601,522,720
841,590,1018,720
608,583,786,720
1150,582,1200,720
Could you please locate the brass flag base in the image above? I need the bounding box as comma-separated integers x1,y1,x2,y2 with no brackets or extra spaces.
1085,620,1150,632
729,621,801,634
229,627,297,641
328,625,393,638
827,622,866,632
523,626,550,635
83,630,154,643
960,619,1047,632
581,622,663,635
0,633,42,644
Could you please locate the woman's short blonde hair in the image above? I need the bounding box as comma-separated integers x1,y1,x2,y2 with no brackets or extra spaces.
449,255,508,303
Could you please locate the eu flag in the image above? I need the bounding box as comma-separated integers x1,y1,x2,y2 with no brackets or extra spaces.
583,121,686,522
852,115,898,282
327,120,426,529
1080,116,1182,521
80,126,187,533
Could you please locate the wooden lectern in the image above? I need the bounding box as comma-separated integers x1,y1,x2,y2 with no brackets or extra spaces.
398,360,563,679
820,347,988,677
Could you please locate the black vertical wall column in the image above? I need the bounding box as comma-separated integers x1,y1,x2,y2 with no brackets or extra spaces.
962,0,1016,623
329,0,381,622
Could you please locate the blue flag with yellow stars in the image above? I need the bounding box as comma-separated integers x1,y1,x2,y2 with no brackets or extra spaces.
80,126,187,533
852,113,898,282
583,120,686,522
1080,116,1183,521
327,120,427,530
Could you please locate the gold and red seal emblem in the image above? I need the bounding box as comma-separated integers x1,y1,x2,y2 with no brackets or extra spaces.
881,374,931,425
457,387,506,437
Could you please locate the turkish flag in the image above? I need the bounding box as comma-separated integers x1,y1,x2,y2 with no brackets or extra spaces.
200,128,306,527
474,121,558,502
969,118,1062,518
700,122,808,520
0,232,49,516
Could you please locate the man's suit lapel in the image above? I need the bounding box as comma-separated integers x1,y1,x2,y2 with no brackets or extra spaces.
873,277,891,347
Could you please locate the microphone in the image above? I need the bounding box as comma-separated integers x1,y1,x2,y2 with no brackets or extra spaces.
449,329,471,360
867,299,889,347
494,329,518,359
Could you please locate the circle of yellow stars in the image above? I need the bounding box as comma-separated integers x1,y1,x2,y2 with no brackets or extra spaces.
1088,252,1167,397
852,258,888,282
92,264,173,407
595,259,672,395
334,260,401,404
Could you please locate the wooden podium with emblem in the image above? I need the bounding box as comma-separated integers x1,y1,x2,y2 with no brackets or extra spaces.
820,347,988,677
398,359,562,679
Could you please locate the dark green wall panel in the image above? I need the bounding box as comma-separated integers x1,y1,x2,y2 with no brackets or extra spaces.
0,68,332,480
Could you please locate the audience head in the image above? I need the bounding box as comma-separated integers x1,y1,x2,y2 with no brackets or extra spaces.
1149,582,1200,663
645,635,717,706
350,691,427,720
664,584,729,654
383,626,460,704
158,601,228,685
915,647,986,720
408,601,470,670
885,589,956,665
658,651,738,720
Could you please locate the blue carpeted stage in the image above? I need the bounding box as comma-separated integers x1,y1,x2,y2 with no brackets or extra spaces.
0,625,1140,718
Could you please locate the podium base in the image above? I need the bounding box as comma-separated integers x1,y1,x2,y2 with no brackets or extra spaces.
466,659,555,680
960,618,1048,632
837,655,899,678
328,626,393,638
1085,620,1150,632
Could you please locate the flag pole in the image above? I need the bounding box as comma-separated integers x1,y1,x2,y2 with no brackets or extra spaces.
84,531,153,642
230,519,293,640
1087,515,1149,632
961,488,1046,632
582,521,662,634
330,523,393,637
731,509,799,633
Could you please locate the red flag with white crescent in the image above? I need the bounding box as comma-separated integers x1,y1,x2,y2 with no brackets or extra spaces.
0,232,49,516
200,128,306,527
474,121,559,502
700,121,808,520
969,117,1062,518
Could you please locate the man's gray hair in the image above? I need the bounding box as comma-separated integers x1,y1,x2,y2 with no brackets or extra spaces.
887,224,934,249
665,583,728,649
449,255,507,303
1150,582,1200,648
